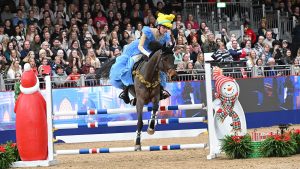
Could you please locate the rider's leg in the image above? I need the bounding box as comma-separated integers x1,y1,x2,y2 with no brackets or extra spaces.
119,55,141,104
160,72,171,100
119,85,130,104
132,54,143,63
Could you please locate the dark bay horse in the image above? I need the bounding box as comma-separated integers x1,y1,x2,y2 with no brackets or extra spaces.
97,42,176,150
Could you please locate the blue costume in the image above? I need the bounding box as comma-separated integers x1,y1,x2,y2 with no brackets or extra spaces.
109,26,171,89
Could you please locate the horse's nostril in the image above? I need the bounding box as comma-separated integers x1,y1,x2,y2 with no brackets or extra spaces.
171,76,177,81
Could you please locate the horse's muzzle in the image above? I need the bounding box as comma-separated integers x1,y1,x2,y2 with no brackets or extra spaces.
167,69,177,81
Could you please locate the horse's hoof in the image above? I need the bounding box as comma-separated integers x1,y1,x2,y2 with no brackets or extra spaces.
147,128,155,135
135,145,142,151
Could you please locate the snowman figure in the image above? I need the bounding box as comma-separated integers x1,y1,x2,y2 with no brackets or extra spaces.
212,67,247,144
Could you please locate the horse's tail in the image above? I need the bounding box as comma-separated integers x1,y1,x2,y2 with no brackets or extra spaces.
96,58,116,79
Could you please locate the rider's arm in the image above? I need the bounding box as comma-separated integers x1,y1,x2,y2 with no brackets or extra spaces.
138,33,150,57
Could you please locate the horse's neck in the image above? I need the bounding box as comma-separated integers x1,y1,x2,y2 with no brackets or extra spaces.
142,52,161,81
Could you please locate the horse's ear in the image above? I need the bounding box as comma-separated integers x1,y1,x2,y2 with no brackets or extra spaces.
148,41,163,52
162,43,174,54
169,42,175,50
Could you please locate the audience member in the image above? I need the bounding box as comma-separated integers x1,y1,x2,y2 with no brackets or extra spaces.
66,66,81,86
7,60,22,79
211,42,233,62
254,36,265,57
243,22,256,45
202,33,218,53
263,30,275,48
194,52,205,74
173,45,184,65
85,66,98,86
229,40,246,61
53,65,67,87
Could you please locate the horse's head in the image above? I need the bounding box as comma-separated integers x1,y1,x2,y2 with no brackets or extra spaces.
148,41,177,81
159,44,177,81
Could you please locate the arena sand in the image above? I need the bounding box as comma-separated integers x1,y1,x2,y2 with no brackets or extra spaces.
23,125,300,169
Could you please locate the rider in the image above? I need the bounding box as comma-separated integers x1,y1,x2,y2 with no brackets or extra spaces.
109,13,175,104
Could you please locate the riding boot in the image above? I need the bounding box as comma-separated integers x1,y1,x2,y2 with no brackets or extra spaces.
160,85,171,100
119,86,130,104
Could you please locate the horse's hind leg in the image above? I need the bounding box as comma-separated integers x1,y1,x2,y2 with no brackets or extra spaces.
147,102,159,135
135,100,144,151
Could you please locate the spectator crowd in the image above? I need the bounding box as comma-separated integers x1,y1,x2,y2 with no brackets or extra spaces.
0,0,299,90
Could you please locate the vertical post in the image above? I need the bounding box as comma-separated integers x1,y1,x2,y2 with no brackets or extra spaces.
250,3,254,28
283,16,287,38
183,0,187,21
277,10,281,40
252,67,257,77
262,4,265,18
45,76,54,161
204,63,219,159
292,16,297,28
291,65,295,76
196,5,200,24
241,24,244,42
80,74,85,87
211,11,215,33
217,0,222,31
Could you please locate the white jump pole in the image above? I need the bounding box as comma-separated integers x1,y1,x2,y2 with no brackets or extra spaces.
53,104,205,116
56,143,207,155
53,117,205,130
204,62,220,159
45,76,55,162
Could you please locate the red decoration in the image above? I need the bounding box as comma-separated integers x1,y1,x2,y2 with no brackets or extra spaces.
14,63,48,161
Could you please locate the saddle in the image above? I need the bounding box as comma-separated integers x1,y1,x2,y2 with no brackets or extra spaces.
132,56,146,72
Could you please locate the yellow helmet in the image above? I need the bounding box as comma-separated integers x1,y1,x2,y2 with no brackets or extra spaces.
156,13,175,29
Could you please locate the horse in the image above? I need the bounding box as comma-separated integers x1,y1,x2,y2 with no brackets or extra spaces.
97,41,176,150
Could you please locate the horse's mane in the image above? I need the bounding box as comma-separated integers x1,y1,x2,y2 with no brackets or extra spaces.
149,41,174,57
148,41,163,52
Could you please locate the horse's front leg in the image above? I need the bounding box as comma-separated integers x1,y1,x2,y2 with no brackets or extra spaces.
135,99,144,151
147,96,160,135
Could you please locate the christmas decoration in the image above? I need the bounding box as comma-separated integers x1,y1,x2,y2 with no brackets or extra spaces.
291,129,300,154
14,63,48,161
260,132,297,157
0,142,20,169
220,134,253,159
212,67,247,153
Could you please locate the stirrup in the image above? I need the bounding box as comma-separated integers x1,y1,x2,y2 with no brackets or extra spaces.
160,89,171,100
130,98,137,106
119,91,130,104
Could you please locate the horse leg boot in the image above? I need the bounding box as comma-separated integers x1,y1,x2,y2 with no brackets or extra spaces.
147,103,158,135
135,112,143,151
119,86,130,104
160,85,171,100
135,131,142,151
